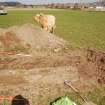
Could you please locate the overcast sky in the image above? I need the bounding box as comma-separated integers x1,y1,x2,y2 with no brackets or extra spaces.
0,0,97,4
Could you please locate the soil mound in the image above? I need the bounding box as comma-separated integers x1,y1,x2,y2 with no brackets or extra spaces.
0,31,29,53
0,24,69,70
0,24,67,53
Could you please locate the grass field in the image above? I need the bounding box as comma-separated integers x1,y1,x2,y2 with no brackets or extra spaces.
0,9,105,51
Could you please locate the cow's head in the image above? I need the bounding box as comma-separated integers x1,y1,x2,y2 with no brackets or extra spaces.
35,13,44,22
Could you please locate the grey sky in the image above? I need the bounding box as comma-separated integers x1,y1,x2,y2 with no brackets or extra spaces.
0,0,97,4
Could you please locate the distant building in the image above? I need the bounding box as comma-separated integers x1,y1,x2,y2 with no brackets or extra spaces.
95,6,105,11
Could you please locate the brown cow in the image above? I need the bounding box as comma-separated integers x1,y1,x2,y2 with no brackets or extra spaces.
35,13,56,33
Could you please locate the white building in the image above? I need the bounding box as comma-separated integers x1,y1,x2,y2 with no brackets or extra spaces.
95,6,105,11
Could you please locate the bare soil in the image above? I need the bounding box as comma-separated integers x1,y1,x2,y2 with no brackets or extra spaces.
0,24,105,105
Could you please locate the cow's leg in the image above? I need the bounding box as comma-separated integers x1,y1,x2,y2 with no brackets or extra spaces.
46,26,51,33
41,25,43,28
50,27,54,33
51,25,56,33
43,26,48,32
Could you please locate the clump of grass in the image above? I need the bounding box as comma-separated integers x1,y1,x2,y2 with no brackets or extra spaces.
1,100,10,105
86,87,105,105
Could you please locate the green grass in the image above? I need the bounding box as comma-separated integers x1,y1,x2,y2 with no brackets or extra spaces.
86,87,105,105
61,87,105,105
0,10,105,50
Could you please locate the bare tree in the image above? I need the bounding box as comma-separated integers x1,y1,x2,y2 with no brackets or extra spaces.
98,0,105,2
97,0,105,6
